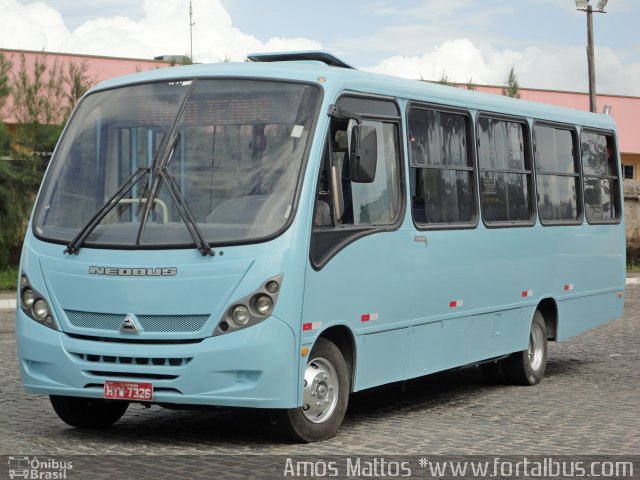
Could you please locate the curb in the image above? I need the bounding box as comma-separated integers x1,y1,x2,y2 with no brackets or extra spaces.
0,298,16,310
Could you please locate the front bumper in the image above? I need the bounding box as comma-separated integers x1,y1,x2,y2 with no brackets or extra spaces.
17,310,298,408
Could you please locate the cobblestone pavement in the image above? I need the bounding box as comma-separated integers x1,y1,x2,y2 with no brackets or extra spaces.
1,286,638,463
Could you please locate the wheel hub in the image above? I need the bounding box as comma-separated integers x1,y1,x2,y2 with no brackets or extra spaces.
528,322,545,372
302,357,339,423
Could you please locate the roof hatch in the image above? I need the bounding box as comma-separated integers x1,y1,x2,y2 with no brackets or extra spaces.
247,51,356,69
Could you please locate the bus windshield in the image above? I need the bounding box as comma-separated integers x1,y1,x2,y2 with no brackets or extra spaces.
33,79,320,249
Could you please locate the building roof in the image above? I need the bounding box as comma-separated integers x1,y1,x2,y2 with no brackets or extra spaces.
472,85,640,155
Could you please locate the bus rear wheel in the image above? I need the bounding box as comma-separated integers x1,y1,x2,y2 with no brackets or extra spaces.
50,395,129,428
502,311,548,386
274,338,349,443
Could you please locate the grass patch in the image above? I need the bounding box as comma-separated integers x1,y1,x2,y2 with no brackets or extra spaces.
0,266,18,292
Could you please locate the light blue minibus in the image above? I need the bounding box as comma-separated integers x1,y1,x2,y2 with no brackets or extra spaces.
16,52,626,442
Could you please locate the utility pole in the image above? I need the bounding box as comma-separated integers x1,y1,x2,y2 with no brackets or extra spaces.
586,5,597,113
575,0,608,113
189,1,195,61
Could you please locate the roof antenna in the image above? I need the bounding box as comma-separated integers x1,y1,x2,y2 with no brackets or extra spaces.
189,1,195,61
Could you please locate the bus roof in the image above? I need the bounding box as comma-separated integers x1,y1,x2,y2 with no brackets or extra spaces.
90,54,616,132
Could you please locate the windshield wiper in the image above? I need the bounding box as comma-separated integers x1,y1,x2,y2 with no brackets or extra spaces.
160,167,214,256
63,167,150,255
136,81,198,249
135,131,213,256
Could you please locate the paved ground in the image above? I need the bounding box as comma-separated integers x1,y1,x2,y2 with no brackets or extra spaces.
1,286,638,478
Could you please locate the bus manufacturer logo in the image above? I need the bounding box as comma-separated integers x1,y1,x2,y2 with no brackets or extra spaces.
120,314,141,334
88,266,177,276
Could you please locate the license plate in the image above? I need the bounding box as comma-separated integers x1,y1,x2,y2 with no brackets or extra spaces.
104,380,153,401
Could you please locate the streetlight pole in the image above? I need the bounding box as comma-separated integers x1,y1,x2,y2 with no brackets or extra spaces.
189,1,195,61
586,6,597,113
575,0,608,113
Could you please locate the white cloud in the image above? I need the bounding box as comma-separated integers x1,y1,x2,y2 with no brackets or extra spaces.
364,38,640,96
0,0,636,96
0,0,70,51
0,0,321,61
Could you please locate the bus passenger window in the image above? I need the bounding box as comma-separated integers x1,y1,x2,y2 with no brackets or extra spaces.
534,125,581,224
477,117,533,225
580,131,620,223
408,107,475,226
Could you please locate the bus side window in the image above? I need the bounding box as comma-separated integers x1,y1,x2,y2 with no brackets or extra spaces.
323,120,401,227
581,131,620,223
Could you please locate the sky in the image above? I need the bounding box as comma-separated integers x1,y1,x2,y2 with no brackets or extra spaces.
0,0,639,96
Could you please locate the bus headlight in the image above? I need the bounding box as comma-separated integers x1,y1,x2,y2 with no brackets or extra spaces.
265,280,279,294
214,274,284,336
33,299,49,320
21,288,35,308
19,273,58,331
231,305,250,326
254,295,273,316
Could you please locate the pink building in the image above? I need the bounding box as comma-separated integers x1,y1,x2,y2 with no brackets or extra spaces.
472,84,640,187
0,48,172,125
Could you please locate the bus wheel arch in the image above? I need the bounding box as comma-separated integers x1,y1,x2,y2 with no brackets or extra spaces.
274,335,351,442
316,325,356,392
537,297,558,341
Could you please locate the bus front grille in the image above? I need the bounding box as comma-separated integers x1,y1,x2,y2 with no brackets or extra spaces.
65,310,210,333
71,352,192,367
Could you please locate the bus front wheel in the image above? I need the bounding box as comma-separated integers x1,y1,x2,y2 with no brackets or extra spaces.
274,338,349,443
50,395,129,428
503,311,548,386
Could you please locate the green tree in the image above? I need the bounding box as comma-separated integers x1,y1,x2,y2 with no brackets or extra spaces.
11,52,65,163
502,66,520,98
0,52,12,114
0,159,33,268
65,59,95,119
466,77,477,91
1,51,68,269
0,52,12,158
12,52,66,126
435,70,455,87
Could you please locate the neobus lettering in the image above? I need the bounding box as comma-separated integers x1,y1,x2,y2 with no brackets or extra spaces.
88,266,177,276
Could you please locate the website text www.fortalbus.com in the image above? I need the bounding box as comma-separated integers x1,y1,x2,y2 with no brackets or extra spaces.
281,456,636,478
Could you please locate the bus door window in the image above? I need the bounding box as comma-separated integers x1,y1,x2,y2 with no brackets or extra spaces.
317,118,401,228
310,97,402,268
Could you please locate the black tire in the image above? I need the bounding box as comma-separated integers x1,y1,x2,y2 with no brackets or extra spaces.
273,338,349,442
481,360,506,384
50,395,129,428
502,311,548,386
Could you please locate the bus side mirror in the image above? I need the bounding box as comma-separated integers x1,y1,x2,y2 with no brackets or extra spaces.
350,125,377,183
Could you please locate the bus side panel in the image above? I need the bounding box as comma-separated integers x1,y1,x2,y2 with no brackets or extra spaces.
302,231,417,393
355,328,409,391
556,291,622,341
553,223,626,341
405,309,528,380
